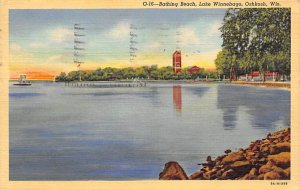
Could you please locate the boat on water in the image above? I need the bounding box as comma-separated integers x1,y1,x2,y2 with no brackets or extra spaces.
13,74,32,86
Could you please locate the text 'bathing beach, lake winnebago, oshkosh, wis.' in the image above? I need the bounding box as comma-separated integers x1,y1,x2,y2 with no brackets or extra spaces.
142,1,272,7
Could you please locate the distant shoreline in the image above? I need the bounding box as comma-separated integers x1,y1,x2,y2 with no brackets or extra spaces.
9,79,291,90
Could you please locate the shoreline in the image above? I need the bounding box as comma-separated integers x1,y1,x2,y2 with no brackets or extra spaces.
159,128,290,180
230,81,290,90
10,80,291,90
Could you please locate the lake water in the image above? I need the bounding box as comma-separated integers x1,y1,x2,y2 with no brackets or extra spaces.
9,82,290,180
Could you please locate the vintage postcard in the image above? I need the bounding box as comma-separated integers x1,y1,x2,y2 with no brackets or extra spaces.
0,0,299,189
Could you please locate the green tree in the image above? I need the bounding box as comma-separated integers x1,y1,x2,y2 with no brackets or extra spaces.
215,49,232,78
55,72,67,81
218,8,291,82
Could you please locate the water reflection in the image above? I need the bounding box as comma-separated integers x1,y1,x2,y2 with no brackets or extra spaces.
217,85,290,130
9,82,291,180
173,85,182,112
189,86,210,97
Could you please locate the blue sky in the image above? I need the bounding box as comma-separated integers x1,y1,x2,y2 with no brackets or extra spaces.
9,9,226,77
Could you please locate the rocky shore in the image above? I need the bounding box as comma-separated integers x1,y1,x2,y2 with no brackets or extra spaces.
159,128,290,180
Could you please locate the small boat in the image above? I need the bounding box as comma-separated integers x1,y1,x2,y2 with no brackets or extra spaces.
13,74,32,86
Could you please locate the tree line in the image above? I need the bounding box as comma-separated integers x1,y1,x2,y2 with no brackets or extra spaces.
215,8,291,81
55,65,220,81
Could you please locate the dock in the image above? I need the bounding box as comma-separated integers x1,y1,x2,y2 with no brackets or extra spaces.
64,79,146,88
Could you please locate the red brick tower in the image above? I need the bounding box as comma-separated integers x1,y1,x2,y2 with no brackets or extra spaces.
173,50,181,73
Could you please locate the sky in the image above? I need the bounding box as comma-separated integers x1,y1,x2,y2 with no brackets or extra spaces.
9,9,226,80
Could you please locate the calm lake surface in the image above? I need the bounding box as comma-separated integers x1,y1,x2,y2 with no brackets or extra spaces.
9,82,290,180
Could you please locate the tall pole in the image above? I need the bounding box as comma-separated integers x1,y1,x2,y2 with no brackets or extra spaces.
74,24,85,82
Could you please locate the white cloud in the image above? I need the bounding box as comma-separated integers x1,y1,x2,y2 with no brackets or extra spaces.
10,49,35,65
148,42,162,49
177,27,200,46
109,21,130,39
10,42,22,52
209,21,222,36
47,55,63,62
50,28,73,43
46,54,70,64
29,42,47,48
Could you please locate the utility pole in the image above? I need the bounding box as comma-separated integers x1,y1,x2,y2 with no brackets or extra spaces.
74,24,85,82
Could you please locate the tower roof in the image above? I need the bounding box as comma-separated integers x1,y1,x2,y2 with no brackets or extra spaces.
173,50,181,56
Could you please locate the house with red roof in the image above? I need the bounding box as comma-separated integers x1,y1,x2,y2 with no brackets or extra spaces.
188,66,201,74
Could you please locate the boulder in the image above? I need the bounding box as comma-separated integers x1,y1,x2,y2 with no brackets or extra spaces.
253,154,260,160
216,155,226,161
221,169,237,179
259,161,276,174
268,152,290,168
251,144,259,151
241,174,249,180
272,166,287,178
249,168,257,176
283,128,290,133
268,134,284,140
246,151,255,156
258,158,267,164
201,166,211,172
264,171,281,180
260,146,270,153
269,142,290,155
249,159,259,166
215,160,221,166
241,174,257,180
258,161,286,179
222,152,244,164
230,161,251,175
283,135,290,142
189,171,204,180
202,162,215,168
206,156,212,161
247,175,257,180
257,174,265,180
215,169,225,177
203,170,217,180
284,167,290,179
259,164,272,174
262,139,270,143
159,161,188,180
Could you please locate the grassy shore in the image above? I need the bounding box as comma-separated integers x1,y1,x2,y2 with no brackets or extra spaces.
230,81,290,89
189,80,291,90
